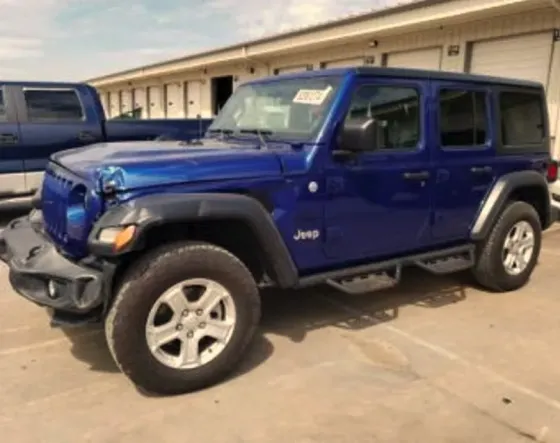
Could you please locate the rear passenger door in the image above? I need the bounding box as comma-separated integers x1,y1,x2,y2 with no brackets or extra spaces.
431,82,496,241
0,85,26,198
14,86,103,193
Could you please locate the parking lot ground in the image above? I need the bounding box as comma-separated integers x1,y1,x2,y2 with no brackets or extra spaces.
2,224,560,442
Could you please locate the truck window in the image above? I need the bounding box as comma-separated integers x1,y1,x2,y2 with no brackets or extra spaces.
345,85,420,150
23,88,84,122
0,89,7,121
499,90,544,146
439,89,488,147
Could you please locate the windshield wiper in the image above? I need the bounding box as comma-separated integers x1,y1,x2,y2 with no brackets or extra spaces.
239,128,273,149
207,128,234,139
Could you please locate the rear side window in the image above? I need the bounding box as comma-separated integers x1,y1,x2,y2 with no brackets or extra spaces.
0,88,8,122
23,88,84,122
439,89,488,147
499,91,544,146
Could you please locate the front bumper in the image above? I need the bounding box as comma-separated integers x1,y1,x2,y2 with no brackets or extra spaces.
0,214,106,314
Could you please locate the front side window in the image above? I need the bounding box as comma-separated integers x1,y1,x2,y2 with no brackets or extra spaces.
345,85,420,150
23,88,84,122
499,90,544,146
207,76,342,140
439,89,488,147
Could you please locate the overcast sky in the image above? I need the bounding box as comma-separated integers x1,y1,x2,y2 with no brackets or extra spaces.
0,0,410,82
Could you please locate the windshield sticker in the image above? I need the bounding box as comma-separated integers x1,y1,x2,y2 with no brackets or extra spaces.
292,86,333,105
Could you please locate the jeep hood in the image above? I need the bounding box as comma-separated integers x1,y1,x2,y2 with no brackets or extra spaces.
50,139,286,192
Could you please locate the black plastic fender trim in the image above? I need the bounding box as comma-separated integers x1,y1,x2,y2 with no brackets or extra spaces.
470,170,553,241
87,193,299,288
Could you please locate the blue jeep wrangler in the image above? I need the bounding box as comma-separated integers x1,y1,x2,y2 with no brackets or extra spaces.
0,67,557,395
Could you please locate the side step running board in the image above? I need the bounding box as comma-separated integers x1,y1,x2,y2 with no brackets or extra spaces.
327,266,402,295
298,244,476,292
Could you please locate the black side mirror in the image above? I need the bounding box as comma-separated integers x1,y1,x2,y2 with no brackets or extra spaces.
337,116,381,154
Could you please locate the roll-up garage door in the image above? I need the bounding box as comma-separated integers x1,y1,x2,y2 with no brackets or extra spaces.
186,81,202,118
120,90,133,115
385,47,443,70
469,32,553,88
164,83,183,118
147,86,163,118
132,87,147,119
109,91,120,118
322,57,365,69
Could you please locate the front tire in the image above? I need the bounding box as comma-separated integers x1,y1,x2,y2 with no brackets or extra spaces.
105,241,261,395
472,201,542,292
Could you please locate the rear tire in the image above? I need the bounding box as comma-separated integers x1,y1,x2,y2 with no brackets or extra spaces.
472,201,542,292
105,241,261,395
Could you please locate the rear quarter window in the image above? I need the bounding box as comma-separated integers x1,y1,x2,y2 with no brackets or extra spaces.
499,90,545,147
23,88,84,122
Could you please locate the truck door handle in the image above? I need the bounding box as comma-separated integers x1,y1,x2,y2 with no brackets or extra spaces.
403,171,430,180
470,166,493,175
0,133,18,144
77,131,96,142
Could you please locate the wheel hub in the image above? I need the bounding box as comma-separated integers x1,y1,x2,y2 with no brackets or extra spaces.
145,278,237,370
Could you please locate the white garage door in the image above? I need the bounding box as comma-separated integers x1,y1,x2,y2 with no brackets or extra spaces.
322,57,365,68
186,81,202,118
386,47,442,70
132,87,147,119
469,32,553,87
120,90,133,115
109,91,120,118
164,83,183,118
147,86,163,118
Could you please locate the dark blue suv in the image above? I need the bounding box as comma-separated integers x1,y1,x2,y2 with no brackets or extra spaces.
0,67,557,395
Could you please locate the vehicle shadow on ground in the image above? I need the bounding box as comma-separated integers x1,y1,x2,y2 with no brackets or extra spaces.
259,267,470,344
57,267,469,395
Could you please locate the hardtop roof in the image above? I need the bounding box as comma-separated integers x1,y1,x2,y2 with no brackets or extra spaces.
245,66,544,90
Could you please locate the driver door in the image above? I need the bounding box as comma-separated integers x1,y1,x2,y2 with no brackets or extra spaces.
323,77,434,262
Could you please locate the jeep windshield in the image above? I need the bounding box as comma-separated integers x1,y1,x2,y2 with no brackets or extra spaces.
206,75,343,142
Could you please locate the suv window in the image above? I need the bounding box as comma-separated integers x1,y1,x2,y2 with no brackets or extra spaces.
439,89,487,147
499,90,544,146
346,85,420,150
23,88,84,122
0,88,8,122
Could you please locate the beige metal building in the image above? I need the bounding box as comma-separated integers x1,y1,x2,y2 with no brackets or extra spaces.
87,0,560,160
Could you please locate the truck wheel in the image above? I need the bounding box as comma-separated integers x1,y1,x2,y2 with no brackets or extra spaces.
104,241,261,395
472,201,542,292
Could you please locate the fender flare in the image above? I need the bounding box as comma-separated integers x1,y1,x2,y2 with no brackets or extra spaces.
470,170,552,241
87,193,299,288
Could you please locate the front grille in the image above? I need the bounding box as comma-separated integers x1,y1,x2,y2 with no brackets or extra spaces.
42,163,77,248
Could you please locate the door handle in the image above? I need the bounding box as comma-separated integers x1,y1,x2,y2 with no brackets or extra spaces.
77,131,96,142
0,133,18,144
470,166,493,174
403,171,430,181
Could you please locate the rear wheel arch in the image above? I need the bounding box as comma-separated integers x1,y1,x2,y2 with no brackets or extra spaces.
471,170,552,241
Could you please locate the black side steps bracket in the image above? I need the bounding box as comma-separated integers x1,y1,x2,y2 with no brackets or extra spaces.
298,244,476,295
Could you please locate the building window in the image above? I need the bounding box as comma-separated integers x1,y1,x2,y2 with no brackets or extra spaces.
23,89,84,122
439,89,488,147
346,85,420,150
499,91,545,146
